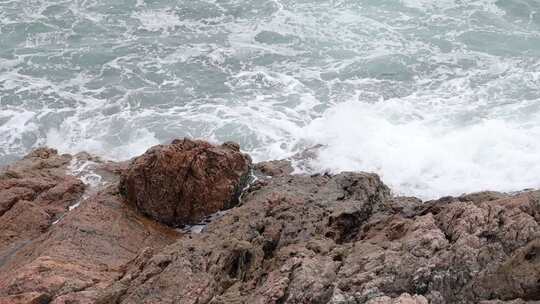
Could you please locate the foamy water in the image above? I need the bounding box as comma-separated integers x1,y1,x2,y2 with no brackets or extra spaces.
1,0,540,198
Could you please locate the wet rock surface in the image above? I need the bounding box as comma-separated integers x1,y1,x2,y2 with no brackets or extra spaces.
0,141,539,304
119,138,252,227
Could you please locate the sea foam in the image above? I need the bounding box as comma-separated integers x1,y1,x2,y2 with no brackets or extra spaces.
1,0,539,199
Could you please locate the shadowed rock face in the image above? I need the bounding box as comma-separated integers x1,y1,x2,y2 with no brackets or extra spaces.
0,141,539,304
119,138,252,227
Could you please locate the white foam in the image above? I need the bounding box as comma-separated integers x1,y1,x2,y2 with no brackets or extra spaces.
46,127,160,162
0,109,39,157
2,0,540,201
53,157,106,224
131,9,182,33
68,158,103,189
301,99,540,199
400,0,504,15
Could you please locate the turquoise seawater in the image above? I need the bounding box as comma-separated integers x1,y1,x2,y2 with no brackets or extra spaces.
1,0,540,198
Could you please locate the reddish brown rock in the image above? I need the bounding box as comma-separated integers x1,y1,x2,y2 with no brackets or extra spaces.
1,142,539,304
366,293,429,304
0,292,51,304
254,160,294,177
0,148,85,270
119,139,251,227
0,186,179,303
98,171,539,304
0,149,179,303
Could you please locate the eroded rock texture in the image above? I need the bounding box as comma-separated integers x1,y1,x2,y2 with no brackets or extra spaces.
98,166,540,304
0,149,179,303
1,142,538,304
119,139,252,227
0,148,85,272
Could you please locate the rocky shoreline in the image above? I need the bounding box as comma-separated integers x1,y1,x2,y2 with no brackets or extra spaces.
0,139,538,304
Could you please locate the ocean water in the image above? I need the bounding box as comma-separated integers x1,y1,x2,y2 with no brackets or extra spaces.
1,0,540,199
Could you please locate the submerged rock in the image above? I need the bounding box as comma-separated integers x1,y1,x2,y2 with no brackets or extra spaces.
119,139,251,227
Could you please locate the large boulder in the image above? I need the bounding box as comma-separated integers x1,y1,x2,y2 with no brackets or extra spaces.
119,139,252,227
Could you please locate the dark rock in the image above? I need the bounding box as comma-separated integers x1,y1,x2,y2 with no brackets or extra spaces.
0,292,51,304
98,172,540,304
458,191,508,203
254,160,294,177
119,139,251,227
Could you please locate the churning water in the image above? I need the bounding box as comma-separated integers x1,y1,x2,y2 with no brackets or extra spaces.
1,0,540,198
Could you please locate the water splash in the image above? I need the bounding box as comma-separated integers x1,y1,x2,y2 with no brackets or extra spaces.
1,0,540,198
